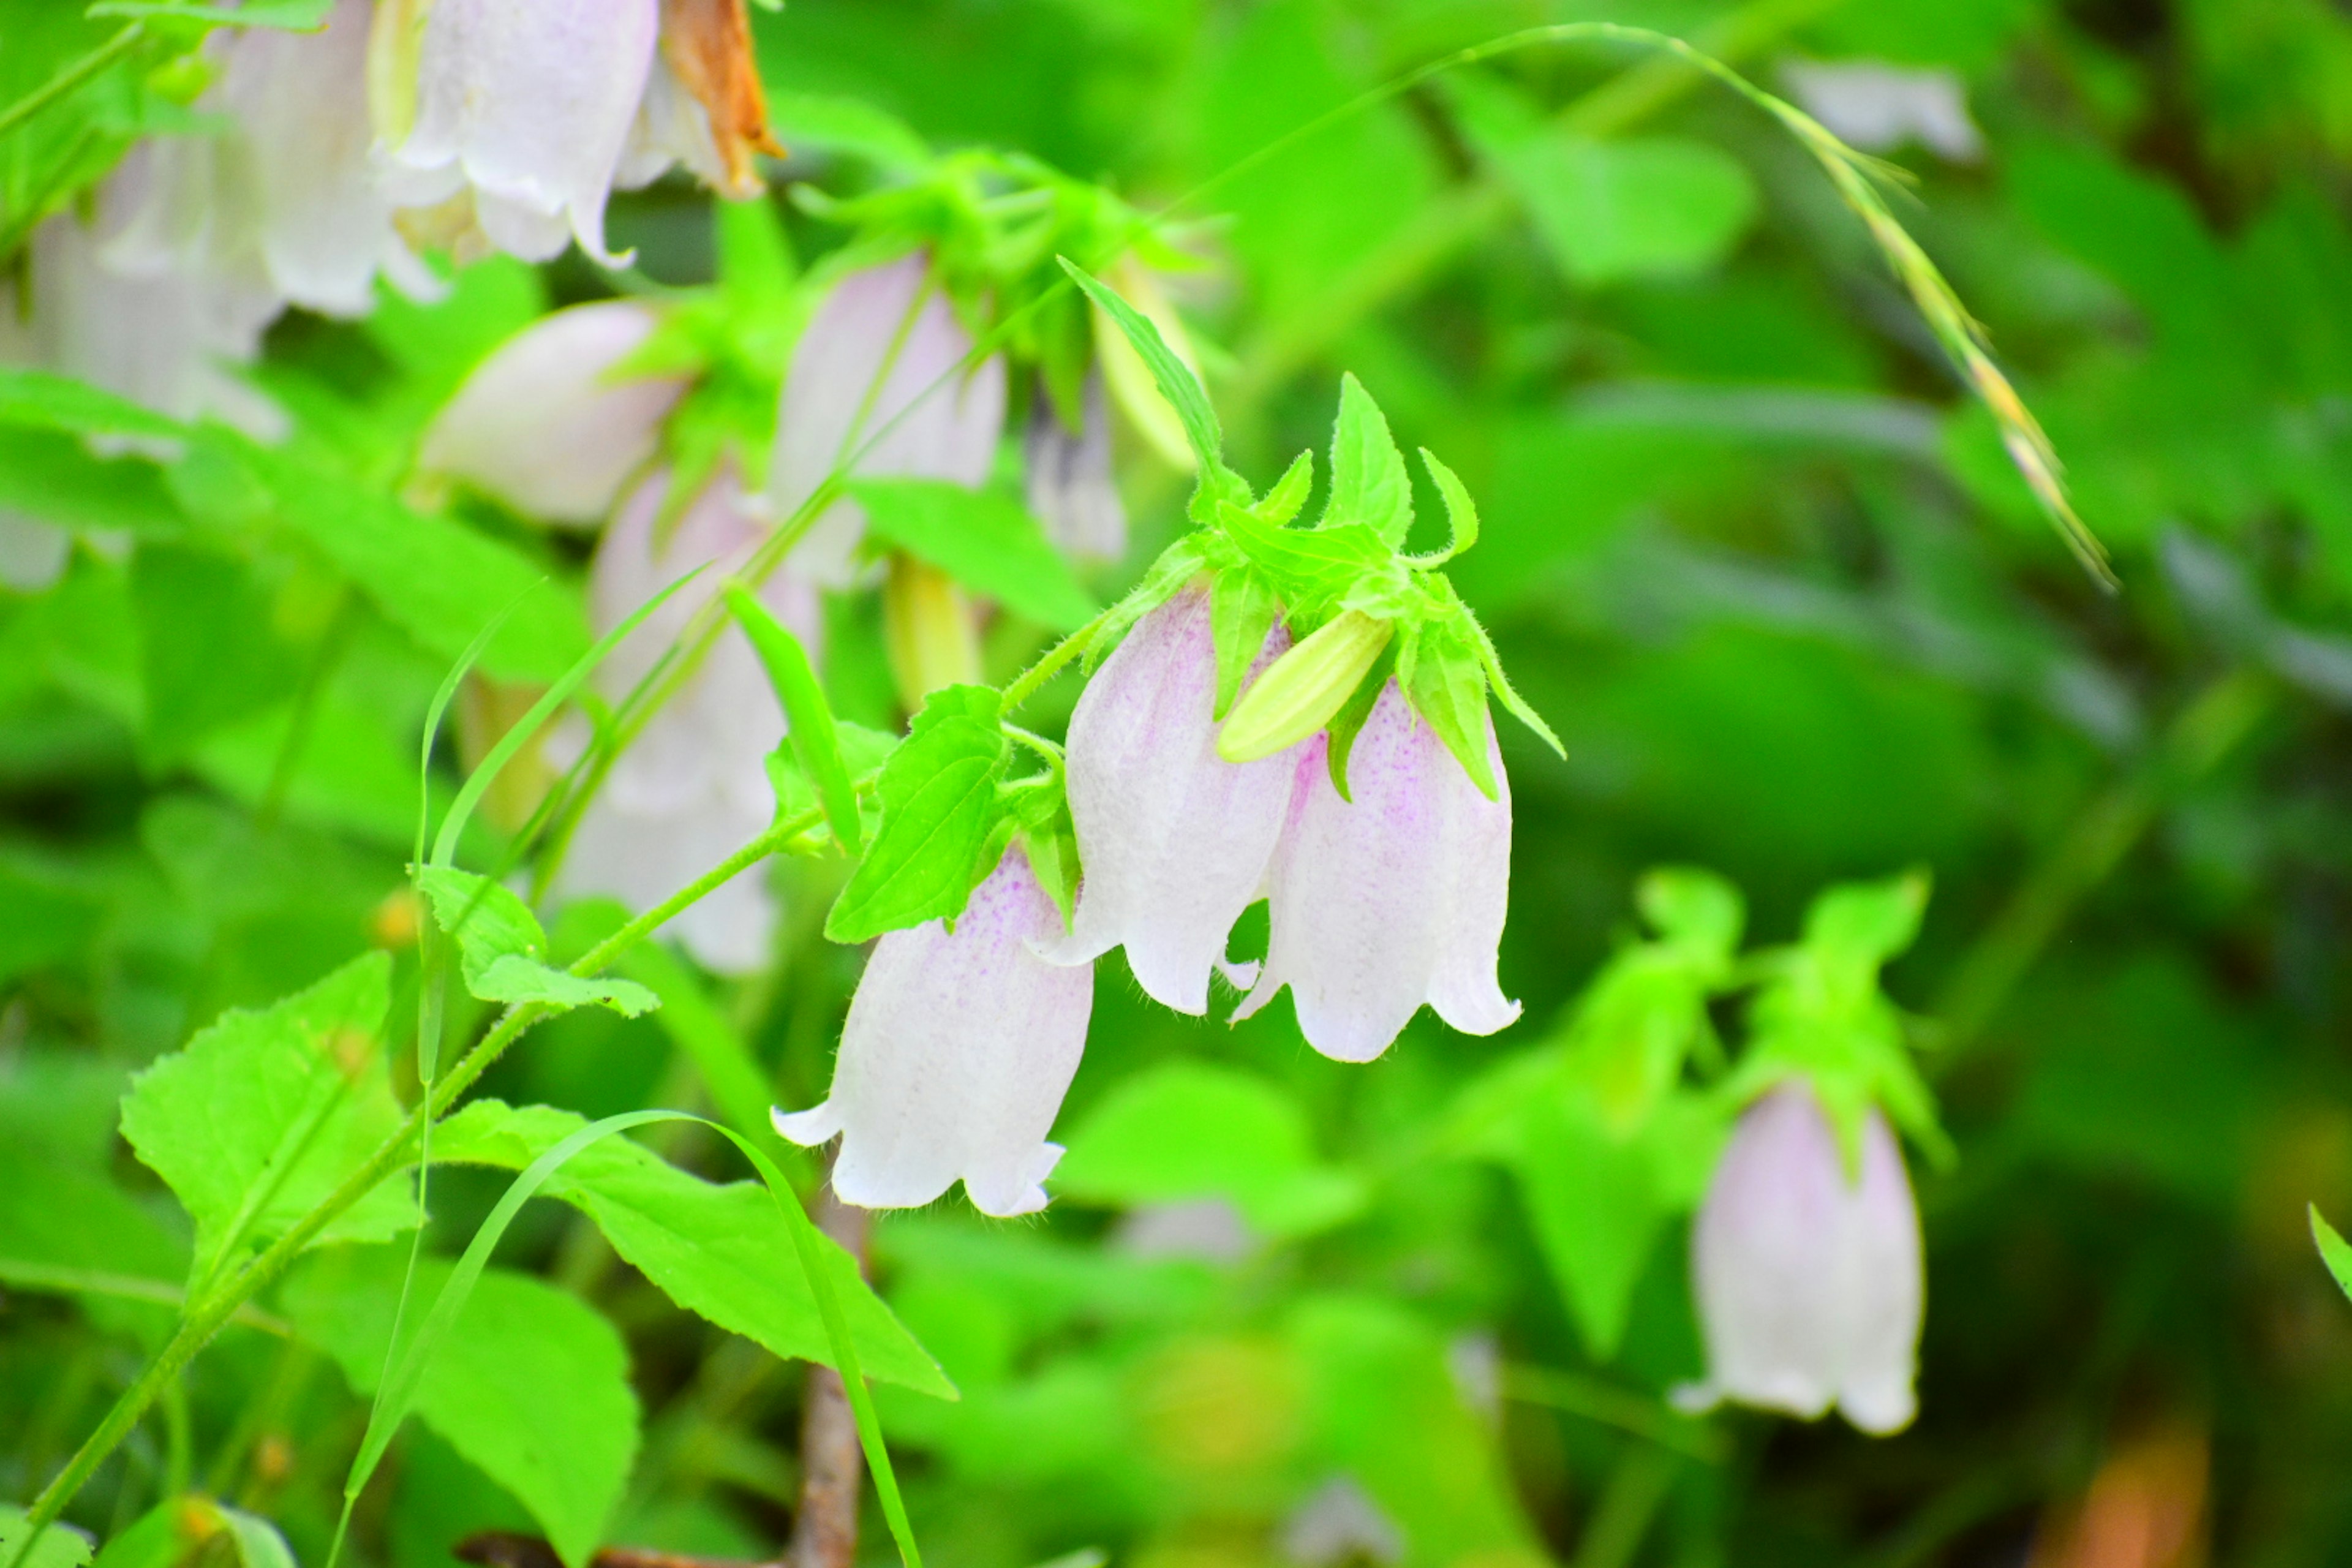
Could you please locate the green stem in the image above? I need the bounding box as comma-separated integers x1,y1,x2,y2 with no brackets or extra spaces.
0,23,143,143
1001,610,1110,712
8,802,831,1562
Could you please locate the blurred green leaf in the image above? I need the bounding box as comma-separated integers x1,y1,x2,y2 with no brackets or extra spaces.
852,479,1098,633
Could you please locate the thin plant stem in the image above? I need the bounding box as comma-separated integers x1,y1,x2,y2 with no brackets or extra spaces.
0,23,143,143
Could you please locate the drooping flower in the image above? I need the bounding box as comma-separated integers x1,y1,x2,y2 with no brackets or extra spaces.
1232,680,1519,1062
1042,587,1299,1014
1023,371,1126,563
379,0,662,264
774,846,1093,1216
416,300,689,525
1677,1081,1923,1435
767,252,1007,584
545,463,816,973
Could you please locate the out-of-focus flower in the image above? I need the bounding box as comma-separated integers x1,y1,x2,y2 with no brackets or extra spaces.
1023,371,1126,563
768,252,1007,585
546,463,816,974
378,0,662,264
416,300,689,525
1678,1081,1923,1436
1042,588,1299,1014
1781,59,1983,162
1232,682,1518,1062
1091,255,1200,472
1282,1476,1406,1568
373,0,777,265
773,846,1093,1217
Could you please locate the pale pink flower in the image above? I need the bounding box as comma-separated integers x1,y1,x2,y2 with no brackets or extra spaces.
1023,372,1125,563
1781,59,1982,163
768,252,1006,585
1041,588,1298,1013
1232,681,1518,1062
546,464,816,974
417,300,688,526
1678,1082,1924,1435
774,848,1093,1217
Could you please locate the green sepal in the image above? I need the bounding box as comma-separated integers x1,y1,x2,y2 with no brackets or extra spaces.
725,582,863,856
1210,565,1283,720
1082,533,1213,673
1462,603,1564,757
1215,499,1395,625
1415,447,1479,564
1219,609,1393,765
824,685,1012,944
1322,641,1396,801
1325,373,1412,548
1395,610,1498,800
1257,449,1316,526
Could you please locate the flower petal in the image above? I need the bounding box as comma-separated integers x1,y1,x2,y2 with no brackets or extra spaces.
1046,588,1297,1013
1023,371,1126,564
418,300,687,526
769,253,1006,584
1834,1107,1923,1434
775,849,1093,1217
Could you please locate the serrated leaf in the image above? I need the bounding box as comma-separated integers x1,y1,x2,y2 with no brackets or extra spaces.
1060,258,1223,476
851,478,1099,633
1416,448,1479,563
1257,450,1315,526
120,954,415,1276
1216,500,1392,612
1396,612,1497,799
473,954,658,1017
1326,374,1412,548
417,866,548,989
825,685,1011,943
282,1248,638,1568
429,1101,953,1397
726,582,862,854
1210,565,1282,720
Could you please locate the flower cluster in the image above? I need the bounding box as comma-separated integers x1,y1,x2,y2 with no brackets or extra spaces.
771,279,1562,1216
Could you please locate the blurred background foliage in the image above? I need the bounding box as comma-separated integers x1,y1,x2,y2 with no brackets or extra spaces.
6,0,2352,1564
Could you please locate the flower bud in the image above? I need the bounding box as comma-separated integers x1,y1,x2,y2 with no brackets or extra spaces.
1217,610,1392,765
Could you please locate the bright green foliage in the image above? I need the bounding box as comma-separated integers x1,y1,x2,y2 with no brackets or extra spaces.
431,1100,954,1398
283,1249,638,1568
89,1500,294,1568
417,867,657,1017
119,954,415,1278
1052,1061,1366,1237
2313,1207,2352,1304
726,582,864,853
0,1512,88,1568
824,684,1012,941
852,479,1099,632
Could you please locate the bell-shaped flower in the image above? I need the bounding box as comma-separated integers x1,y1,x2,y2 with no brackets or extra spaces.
774,846,1093,1217
1232,680,1518,1062
1678,1082,1923,1436
1023,371,1126,563
546,464,815,973
1041,587,1299,1013
768,252,1006,585
380,0,661,265
219,0,439,314
417,300,688,526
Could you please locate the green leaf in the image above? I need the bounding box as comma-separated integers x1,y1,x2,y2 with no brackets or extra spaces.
851,480,1099,634
1057,257,1243,515
1415,448,1479,563
1463,609,1564,757
415,868,656,1017
238,440,589,683
825,685,1010,944
1325,374,1412,548
614,939,774,1138
88,0,335,26
129,542,301,763
0,368,183,441
119,954,415,1278
1496,132,1760,286
1208,565,1282,720
726,581,862,853
1053,1061,1365,1238
2313,1205,2352,1304
1257,449,1315,526
0,1511,89,1568
282,1248,638,1568
430,1101,954,1398
0,429,182,537
0,1141,189,1317
1396,612,1496,799
1803,869,1931,975
1215,500,1393,614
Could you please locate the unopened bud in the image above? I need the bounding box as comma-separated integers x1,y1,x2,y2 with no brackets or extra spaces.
1217,610,1390,764
883,553,981,710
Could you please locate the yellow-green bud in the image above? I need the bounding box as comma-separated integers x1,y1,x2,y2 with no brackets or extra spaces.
1217,609,1392,764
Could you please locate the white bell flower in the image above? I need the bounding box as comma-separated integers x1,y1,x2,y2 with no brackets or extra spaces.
546,464,815,974
774,846,1093,1217
1023,371,1126,563
381,0,662,265
1041,587,1299,1013
417,300,688,526
1678,1081,1924,1436
767,252,1007,585
1232,680,1519,1062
